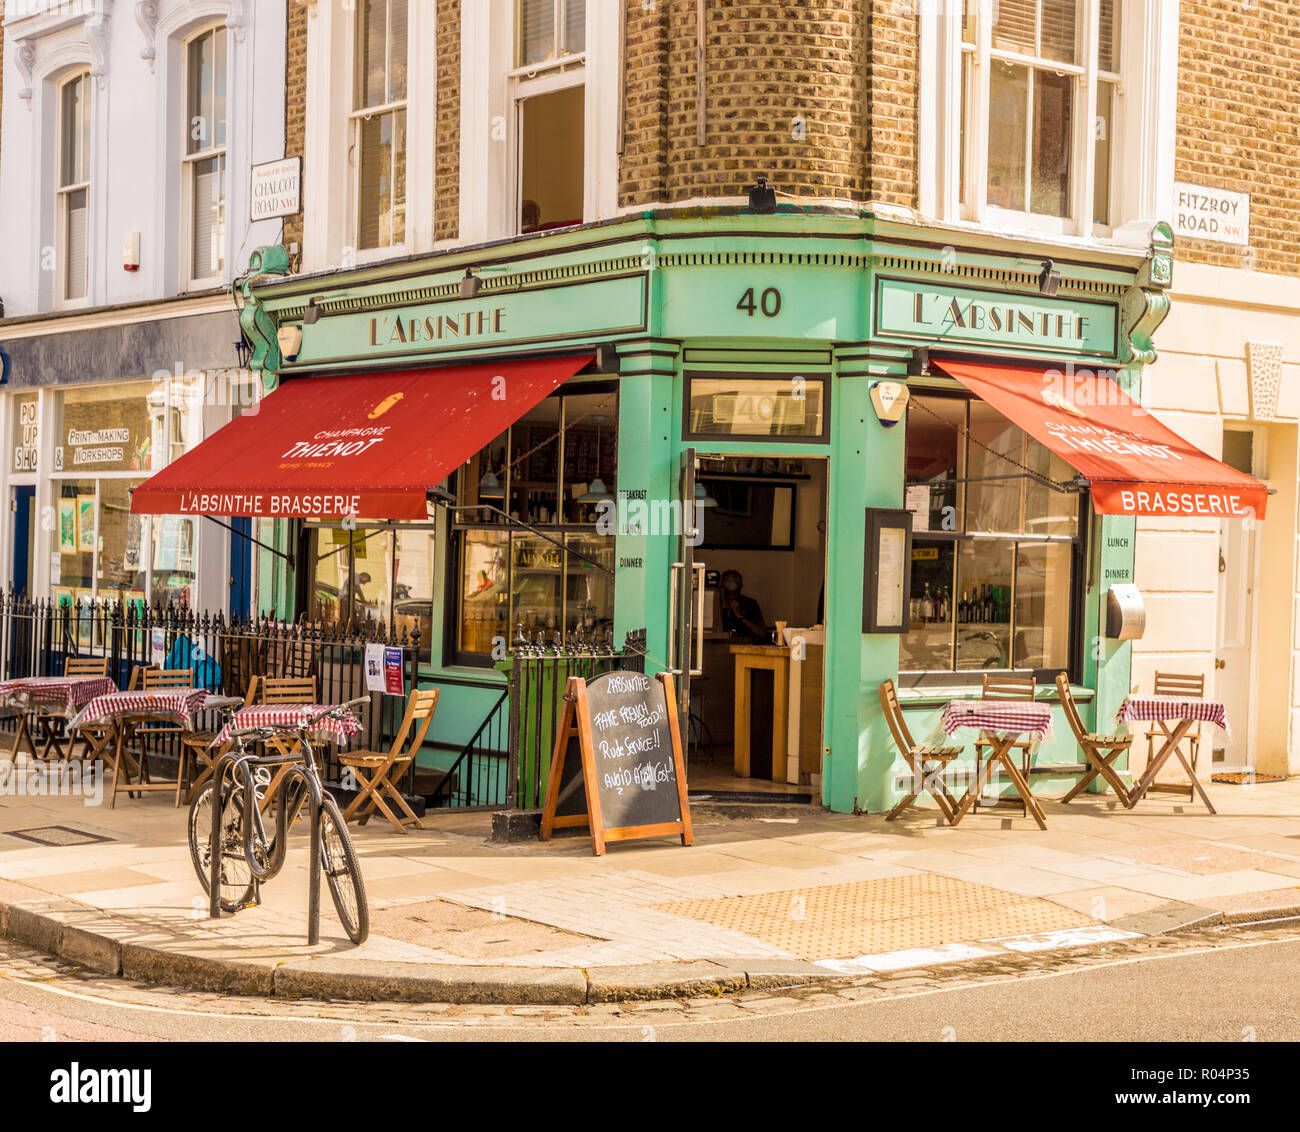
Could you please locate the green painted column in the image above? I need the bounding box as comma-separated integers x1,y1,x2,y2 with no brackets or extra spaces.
823,347,908,814
613,341,680,671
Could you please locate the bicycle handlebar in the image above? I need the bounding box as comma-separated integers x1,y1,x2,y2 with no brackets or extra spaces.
225,696,370,744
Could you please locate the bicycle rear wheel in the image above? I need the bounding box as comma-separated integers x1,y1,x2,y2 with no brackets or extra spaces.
318,795,369,944
188,780,256,908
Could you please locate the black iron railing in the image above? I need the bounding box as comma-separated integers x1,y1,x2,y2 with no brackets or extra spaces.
0,591,419,789
505,628,647,810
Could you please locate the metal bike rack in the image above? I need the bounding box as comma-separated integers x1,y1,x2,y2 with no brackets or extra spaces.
207,749,326,945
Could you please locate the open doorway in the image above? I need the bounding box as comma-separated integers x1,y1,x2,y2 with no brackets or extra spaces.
687,455,827,795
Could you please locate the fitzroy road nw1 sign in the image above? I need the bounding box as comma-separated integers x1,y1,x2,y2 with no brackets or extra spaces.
874,277,1120,358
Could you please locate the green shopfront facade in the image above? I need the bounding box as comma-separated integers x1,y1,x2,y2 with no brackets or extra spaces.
238,210,1172,814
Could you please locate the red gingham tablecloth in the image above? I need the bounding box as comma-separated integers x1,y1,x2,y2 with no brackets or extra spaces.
1117,696,1230,737
212,703,362,748
940,699,1054,740
68,688,215,732
0,676,117,717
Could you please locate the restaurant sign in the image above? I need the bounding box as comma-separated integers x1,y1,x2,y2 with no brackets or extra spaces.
874,277,1119,358
291,274,648,366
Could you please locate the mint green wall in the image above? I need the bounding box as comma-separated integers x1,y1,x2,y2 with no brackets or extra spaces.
239,211,1162,813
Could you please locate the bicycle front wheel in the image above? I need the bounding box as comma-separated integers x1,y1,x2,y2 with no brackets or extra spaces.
188,780,256,908
318,795,369,944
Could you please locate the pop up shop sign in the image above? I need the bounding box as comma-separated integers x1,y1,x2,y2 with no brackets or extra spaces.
1173,182,1250,247
874,277,1119,358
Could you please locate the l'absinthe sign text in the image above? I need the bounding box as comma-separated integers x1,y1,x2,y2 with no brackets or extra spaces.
291,274,648,366
875,277,1119,358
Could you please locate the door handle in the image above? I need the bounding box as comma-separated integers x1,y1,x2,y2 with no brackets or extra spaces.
667,562,682,676
1215,658,1225,670
691,562,706,677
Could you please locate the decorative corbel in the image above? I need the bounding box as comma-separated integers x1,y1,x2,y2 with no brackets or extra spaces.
15,39,37,105
237,246,293,384
134,1,160,71
226,0,250,43
1119,221,1175,367
85,3,113,90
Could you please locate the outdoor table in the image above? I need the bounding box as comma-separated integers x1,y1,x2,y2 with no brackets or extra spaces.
0,676,118,762
1118,695,1227,815
941,699,1054,830
69,689,241,808
211,703,363,808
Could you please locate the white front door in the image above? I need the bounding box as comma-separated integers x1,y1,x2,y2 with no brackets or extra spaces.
1214,428,1260,768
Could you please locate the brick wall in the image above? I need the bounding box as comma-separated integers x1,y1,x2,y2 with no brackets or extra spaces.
1176,0,1300,275
282,0,308,258
619,1,916,211
435,0,460,242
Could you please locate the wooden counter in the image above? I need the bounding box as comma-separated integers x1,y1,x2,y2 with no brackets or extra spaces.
732,645,790,781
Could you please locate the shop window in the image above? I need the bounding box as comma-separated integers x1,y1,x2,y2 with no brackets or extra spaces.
900,392,1083,677
184,25,228,285
451,385,616,662
686,376,827,441
305,523,434,658
514,1,586,234
49,380,206,607
57,70,92,304
352,0,408,251
948,0,1121,233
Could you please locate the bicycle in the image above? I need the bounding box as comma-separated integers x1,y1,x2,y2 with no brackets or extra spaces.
187,697,371,945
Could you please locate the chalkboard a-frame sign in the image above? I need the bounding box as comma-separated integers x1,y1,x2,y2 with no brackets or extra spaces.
540,670,694,856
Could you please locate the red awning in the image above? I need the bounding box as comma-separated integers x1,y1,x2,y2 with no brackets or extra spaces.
131,354,594,520
936,358,1268,520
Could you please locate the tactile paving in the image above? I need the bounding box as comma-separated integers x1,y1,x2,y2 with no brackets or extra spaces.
655,874,1091,959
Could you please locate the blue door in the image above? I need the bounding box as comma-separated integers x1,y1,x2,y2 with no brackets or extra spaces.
11,486,34,596
228,517,252,617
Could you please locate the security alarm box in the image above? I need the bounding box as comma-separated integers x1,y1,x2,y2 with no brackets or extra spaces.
1105,584,1146,641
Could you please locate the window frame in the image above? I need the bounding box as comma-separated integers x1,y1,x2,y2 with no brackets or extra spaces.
447,379,617,666
936,0,1127,239
900,388,1088,685
55,69,92,309
349,0,410,255
510,0,588,236
182,23,229,290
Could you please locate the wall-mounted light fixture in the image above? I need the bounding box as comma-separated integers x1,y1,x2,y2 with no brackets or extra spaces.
302,296,323,324
1038,259,1062,297
460,269,481,299
745,175,777,214
233,335,252,369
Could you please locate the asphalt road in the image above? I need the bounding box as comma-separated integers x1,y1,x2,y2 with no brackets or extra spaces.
1,931,1297,1043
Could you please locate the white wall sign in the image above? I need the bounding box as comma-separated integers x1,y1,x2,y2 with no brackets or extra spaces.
1173,182,1250,246
250,158,302,222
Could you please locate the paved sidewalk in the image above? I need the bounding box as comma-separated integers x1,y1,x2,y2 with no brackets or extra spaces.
0,758,1298,1001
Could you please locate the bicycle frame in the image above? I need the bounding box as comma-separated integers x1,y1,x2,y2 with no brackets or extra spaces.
206,733,329,945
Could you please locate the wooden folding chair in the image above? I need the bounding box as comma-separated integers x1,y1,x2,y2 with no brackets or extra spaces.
1057,673,1134,806
1143,671,1205,801
255,675,318,806
33,656,110,760
176,676,259,807
109,667,194,807
973,672,1037,815
340,688,439,833
878,679,961,822
71,663,138,764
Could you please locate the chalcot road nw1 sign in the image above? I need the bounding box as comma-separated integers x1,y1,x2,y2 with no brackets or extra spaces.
250,157,301,221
